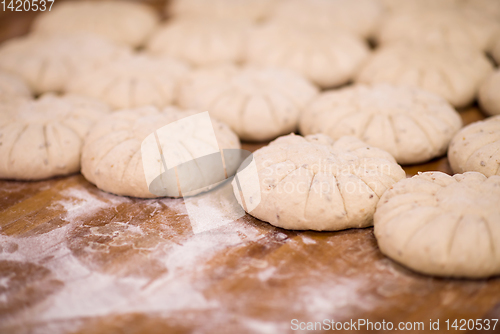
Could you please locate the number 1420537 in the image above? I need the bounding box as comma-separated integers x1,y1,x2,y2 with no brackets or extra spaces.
1,0,54,11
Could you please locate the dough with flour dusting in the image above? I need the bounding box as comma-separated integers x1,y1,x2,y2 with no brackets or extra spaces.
0,71,31,103
479,70,500,116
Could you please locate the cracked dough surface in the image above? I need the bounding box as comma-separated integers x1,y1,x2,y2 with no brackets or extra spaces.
0,33,127,95
448,115,500,177
300,84,462,165
0,94,110,180
356,44,494,108
178,65,318,141
233,133,405,231
81,107,240,198
32,1,159,47
479,71,500,116
66,54,189,110
246,23,370,88
375,171,500,278
0,71,31,103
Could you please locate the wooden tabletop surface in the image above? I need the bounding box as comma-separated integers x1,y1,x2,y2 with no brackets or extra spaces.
1,3,499,334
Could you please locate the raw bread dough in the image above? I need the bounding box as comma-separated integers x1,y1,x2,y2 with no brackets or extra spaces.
146,18,250,66
246,23,370,88
374,171,500,278
81,107,240,198
479,71,500,116
0,33,127,94
448,115,500,177
300,84,462,165
178,65,318,141
490,37,500,65
380,0,458,13
232,133,406,231
272,0,383,38
0,71,31,103
32,1,159,47
0,94,110,180
356,44,494,108
168,0,277,21
66,54,189,110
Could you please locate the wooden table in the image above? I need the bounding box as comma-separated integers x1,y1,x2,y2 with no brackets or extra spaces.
1,3,499,334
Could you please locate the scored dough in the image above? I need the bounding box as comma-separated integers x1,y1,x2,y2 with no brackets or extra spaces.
146,18,250,67
448,115,500,177
479,71,500,116
32,1,159,47
81,107,240,198
0,33,127,94
0,94,110,180
374,171,500,278
232,133,406,231
178,65,318,141
246,23,370,89
66,54,189,110
356,44,494,108
300,84,463,165
0,71,31,103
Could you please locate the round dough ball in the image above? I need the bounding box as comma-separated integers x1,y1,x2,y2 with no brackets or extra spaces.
300,84,463,165
448,115,500,177
146,18,250,67
0,33,127,95
32,1,159,47
178,65,318,141
66,54,189,110
81,107,240,198
247,23,370,89
273,0,383,39
233,133,406,231
479,71,500,116
356,44,494,108
374,171,500,278
0,94,110,180
490,37,500,65
0,71,31,103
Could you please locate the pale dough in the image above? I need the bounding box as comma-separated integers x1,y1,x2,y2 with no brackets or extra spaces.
32,1,159,47
232,133,406,231
375,171,500,278
81,107,240,198
178,65,318,141
300,84,463,165
0,33,127,94
0,71,31,103
479,71,500,116
0,94,110,180
448,115,500,177
66,54,189,110
490,37,500,65
356,44,494,108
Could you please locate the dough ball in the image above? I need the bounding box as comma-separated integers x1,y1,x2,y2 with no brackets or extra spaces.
356,44,494,108
0,33,127,95
0,94,110,180
247,23,370,88
448,115,500,177
32,1,159,47
168,0,277,22
81,107,240,198
66,54,189,110
146,18,250,67
0,71,31,103
490,36,500,65
374,171,500,278
232,133,406,231
479,71,500,116
272,0,383,39
300,84,462,165
178,65,318,141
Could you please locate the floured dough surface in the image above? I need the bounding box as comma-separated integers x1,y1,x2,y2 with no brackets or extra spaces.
0,33,127,94
32,1,159,47
247,23,370,88
0,94,110,180
168,0,277,21
448,115,500,177
81,107,240,198
375,171,500,278
0,71,31,103
356,44,494,107
146,18,250,66
66,54,189,110
233,133,406,231
178,65,318,141
300,84,462,165
479,71,500,116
